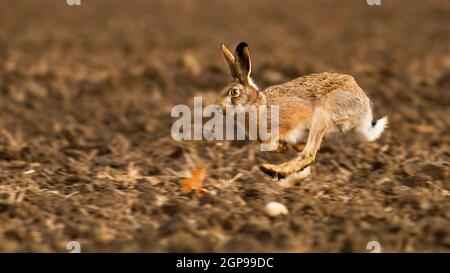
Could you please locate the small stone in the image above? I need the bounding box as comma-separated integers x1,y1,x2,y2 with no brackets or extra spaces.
264,202,289,217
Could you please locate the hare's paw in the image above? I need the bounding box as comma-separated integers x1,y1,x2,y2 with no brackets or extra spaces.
281,155,314,175
278,166,312,187
260,155,314,180
259,163,289,179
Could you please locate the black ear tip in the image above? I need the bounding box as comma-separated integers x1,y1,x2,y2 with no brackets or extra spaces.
238,42,248,47
236,42,249,51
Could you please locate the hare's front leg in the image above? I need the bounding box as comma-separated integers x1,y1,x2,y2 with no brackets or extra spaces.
290,143,306,153
260,109,330,179
260,141,289,153
270,143,289,153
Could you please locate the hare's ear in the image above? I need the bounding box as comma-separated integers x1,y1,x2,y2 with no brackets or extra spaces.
221,43,237,79
235,42,251,86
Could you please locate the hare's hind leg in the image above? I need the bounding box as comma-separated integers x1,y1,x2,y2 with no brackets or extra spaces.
260,109,331,179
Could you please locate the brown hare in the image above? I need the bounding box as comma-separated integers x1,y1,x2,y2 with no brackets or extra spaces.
216,42,388,180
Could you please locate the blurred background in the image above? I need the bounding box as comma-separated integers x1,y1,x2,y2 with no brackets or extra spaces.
0,0,448,252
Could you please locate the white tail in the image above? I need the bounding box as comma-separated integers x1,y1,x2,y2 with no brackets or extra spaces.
356,111,388,142
364,116,388,141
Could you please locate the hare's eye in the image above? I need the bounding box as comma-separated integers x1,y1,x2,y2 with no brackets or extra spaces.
230,89,240,97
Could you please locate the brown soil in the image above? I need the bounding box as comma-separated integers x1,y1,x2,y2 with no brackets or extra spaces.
0,0,448,252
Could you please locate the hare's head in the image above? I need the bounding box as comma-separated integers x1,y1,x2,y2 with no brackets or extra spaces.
216,42,259,113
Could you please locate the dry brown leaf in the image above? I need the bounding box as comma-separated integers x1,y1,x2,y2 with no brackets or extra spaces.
181,165,207,196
